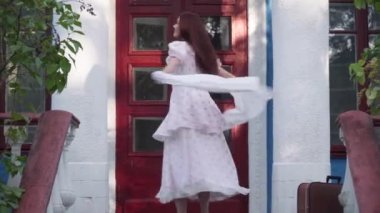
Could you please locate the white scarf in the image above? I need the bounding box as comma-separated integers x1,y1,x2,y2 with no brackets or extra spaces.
151,71,273,130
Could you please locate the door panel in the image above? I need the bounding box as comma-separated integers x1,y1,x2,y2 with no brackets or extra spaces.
116,0,248,212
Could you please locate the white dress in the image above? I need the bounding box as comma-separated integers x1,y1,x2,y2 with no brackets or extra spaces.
153,41,250,203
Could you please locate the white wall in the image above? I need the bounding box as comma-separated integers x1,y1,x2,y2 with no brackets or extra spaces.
248,0,268,212
52,1,115,212
272,0,330,213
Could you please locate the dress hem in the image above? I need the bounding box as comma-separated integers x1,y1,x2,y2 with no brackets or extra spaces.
156,179,250,204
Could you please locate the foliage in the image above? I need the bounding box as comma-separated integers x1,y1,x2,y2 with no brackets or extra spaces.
354,0,380,11
1,152,26,177
0,151,26,210
0,112,30,210
4,112,30,145
0,0,94,94
350,1,380,114
0,0,94,210
0,182,25,210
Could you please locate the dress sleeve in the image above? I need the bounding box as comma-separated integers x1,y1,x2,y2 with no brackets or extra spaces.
166,41,187,64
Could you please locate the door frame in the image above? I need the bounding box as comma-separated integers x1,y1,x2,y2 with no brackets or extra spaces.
113,0,265,212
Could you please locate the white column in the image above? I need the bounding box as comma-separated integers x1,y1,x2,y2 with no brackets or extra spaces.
52,1,112,212
272,1,330,213
248,0,268,212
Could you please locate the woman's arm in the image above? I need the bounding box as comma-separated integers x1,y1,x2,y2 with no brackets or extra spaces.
218,67,235,78
163,58,181,73
217,59,235,78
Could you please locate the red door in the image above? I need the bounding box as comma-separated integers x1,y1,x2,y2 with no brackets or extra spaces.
116,1,248,212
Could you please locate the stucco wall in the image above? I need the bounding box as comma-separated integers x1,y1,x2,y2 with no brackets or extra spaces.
271,0,330,212
52,1,114,212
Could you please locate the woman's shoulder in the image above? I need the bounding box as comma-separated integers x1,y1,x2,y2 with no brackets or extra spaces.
168,41,191,50
167,41,194,60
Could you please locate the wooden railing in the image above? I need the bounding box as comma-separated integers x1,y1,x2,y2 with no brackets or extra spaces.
338,110,380,213
1,110,79,213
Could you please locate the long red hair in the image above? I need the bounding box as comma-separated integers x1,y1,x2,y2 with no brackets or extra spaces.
178,12,218,75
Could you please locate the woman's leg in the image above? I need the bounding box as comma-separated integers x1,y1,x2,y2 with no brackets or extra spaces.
198,192,210,213
174,198,188,213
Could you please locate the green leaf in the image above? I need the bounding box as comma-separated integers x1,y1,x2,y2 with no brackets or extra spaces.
68,54,76,65
354,0,367,9
375,2,380,11
46,63,59,74
368,88,378,100
371,107,380,115
68,38,83,51
62,40,76,53
8,201,18,209
0,206,9,212
12,187,24,197
358,59,366,66
10,112,29,123
59,58,71,73
349,63,365,84
73,30,85,35
74,20,82,27
64,3,73,11
46,78,56,92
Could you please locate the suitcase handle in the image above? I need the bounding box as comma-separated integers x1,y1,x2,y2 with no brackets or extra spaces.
326,175,341,184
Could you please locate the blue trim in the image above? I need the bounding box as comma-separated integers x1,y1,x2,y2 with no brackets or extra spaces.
0,158,8,184
266,0,274,212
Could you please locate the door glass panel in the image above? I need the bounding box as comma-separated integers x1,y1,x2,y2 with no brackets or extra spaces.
329,3,355,31
203,16,231,50
133,17,168,50
329,90,357,145
368,6,380,30
329,34,357,145
329,34,356,89
133,117,163,152
133,67,168,101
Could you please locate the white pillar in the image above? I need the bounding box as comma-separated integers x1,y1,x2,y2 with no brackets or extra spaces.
248,0,268,212
272,1,330,213
52,1,113,212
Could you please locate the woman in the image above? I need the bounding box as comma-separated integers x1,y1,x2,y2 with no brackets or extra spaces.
153,12,249,213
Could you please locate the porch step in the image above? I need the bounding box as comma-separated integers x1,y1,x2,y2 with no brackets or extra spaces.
124,196,248,213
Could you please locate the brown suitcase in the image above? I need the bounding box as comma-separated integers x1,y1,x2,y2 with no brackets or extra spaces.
297,176,343,213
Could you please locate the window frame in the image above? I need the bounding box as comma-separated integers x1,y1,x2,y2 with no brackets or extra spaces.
0,82,51,151
329,0,377,157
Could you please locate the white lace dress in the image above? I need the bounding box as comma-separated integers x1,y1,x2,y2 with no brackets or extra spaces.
153,41,250,203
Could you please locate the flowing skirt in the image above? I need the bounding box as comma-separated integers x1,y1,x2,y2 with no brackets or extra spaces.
156,128,250,203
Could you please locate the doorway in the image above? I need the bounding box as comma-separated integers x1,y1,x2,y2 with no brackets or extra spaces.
116,1,248,212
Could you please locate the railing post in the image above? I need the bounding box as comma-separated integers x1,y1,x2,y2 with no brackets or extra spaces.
5,125,27,187
60,124,76,208
49,123,78,213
